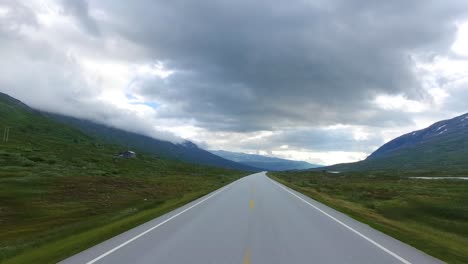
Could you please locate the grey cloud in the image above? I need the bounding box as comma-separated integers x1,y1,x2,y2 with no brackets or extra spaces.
0,0,38,35
61,0,100,36
90,0,468,131
235,128,384,153
444,82,468,114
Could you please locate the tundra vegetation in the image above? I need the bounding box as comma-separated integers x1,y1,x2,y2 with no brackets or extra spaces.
269,170,468,264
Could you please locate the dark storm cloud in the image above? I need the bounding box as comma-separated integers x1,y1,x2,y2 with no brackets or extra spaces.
89,0,468,131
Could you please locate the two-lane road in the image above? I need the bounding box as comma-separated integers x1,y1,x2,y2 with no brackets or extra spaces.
62,172,442,264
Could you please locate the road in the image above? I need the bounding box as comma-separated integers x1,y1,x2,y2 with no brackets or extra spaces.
61,172,442,264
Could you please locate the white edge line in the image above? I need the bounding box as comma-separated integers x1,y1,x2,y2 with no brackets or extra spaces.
268,178,412,264
85,184,231,264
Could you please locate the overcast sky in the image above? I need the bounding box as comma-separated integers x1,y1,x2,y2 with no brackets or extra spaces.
1,0,468,165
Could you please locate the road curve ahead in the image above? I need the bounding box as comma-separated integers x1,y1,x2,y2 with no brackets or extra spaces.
61,172,442,264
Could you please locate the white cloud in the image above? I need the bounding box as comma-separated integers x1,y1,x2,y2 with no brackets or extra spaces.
136,62,175,79
374,94,428,113
0,5,10,17
271,150,368,166
452,21,468,56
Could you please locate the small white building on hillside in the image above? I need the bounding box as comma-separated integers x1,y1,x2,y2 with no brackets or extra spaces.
117,150,136,158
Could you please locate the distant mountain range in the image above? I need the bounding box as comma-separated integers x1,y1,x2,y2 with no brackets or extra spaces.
0,92,259,171
210,150,320,171
326,112,468,171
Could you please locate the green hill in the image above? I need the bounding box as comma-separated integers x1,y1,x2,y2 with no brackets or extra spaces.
325,113,468,174
0,92,248,263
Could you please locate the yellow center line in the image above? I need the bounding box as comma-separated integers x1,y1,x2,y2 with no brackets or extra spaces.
249,199,254,209
243,249,251,264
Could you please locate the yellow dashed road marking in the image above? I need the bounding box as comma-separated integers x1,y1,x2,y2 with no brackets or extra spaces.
249,199,254,209
243,249,251,264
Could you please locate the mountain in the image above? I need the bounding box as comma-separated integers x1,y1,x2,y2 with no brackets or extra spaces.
210,150,320,171
0,92,31,110
44,113,260,172
0,92,258,171
326,113,468,171
368,113,468,159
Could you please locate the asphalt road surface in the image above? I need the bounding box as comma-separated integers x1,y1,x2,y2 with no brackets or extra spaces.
61,172,442,264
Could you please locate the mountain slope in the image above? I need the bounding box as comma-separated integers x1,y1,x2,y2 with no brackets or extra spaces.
368,113,468,159
0,92,249,263
0,91,257,171
44,113,259,172
326,113,468,171
211,150,320,171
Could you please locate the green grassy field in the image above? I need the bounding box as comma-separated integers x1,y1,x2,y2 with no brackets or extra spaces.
269,170,468,264
0,97,248,263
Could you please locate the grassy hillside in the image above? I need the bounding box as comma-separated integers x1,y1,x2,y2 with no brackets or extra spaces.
369,113,468,160
325,113,468,172
269,170,468,264
0,93,248,263
326,135,468,172
46,113,260,171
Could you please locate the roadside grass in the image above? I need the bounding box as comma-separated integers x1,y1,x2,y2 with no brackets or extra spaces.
0,154,246,264
268,171,468,264
3,191,208,264
0,99,248,263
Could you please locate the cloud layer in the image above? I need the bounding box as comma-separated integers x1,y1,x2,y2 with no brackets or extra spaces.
1,0,468,164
